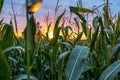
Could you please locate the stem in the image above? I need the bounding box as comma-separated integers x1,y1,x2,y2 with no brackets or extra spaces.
11,0,18,37
105,0,109,28
26,0,30,79
54,0,60,22
26,0,29,22
106,0,108,8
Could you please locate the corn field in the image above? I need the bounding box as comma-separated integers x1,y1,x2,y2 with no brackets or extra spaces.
0,0,120,80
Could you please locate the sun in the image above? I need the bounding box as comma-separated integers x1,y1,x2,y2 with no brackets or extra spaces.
15,33,23,38
48,32,53,39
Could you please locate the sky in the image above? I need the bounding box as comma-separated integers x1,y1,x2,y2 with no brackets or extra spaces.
0,0,120,33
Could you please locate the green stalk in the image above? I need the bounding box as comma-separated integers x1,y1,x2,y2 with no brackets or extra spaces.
105,0,109,28
26,24,31,80
26,0,30,79
25,1,36,79
106,0,108,9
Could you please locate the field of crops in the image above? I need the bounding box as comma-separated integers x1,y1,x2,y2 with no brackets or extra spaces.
0,0,120,80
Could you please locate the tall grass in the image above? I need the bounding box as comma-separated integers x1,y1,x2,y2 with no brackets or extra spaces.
0,0,120,80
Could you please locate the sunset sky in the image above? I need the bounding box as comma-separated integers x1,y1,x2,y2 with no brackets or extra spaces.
0,0,120,33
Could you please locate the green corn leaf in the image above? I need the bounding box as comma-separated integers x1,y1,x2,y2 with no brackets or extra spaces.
65,46,89,80
70,6,88,36
70,6,95,13
74,18,80,33
82,62,91,73
47,23,52,32
117,37,120,43
59,42,73,49
2,46,25,53
90,25,99,51
51,11,65,46
0,49,11,80
53,10,65,36
99,17,110,66
51,27,61,46
87,27,92,41
61,26,73,41
58,51,70,61
14,74,38,80
50,43,60,74
46,23,52,39
0,0,4,13
92,17,99,30
104,29,114,44
112,13,120,47
58,61,63,80
99,60,120,80
58,51,70,80
104,29,114,39
70,7,86,23
74,32,83,45
1,24,15,50
110,43,120,59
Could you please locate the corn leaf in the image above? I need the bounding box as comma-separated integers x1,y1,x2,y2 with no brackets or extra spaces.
104,29,113,41
92,17,99,30
53,10,65,36
70,7,86,23
74,32,83,45
65,46,89,80
46,23,52,39
112,13,120,46
70,6,95,13
110,43,120,59
14,74,38,80
74,18,80,33
50,43,60,74
99,60,120,80
90,25,99,51
1,24,15,50
99,17,110,66
58,51,70,80
2,46,25,53
51,11,65,46
0,49,11,80
58,51,70,61
70,6,88,36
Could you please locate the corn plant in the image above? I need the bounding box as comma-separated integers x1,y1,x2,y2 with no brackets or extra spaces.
0,0,120,80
